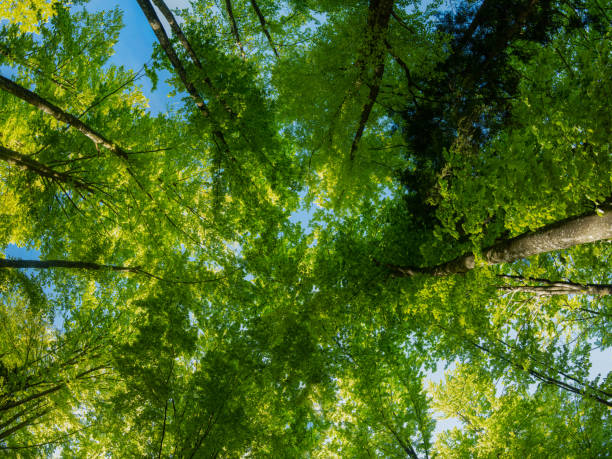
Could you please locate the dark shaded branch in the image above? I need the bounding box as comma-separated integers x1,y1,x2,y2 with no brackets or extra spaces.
469,339,612,407
158,399,168,459
0,144,96,193
379,413,419,459
150,0,235,116
349,0,395,160
0,74,128,160
224,0,246,57
0,408,51,441
497,274,612,296
0,259,138,273
249,0,279,59
0,365,107,413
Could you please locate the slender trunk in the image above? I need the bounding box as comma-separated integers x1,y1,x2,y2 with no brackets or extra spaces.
150,0,235,116
135,0,210,117
249,0,279,59
390,205,612,277
0,258,137,272
497,275,612,296
158,399,168,459
0,144,95,193
224,0,246,57
0,408,51,441
349,0,395,160
0,75,128,160
136,0,232,158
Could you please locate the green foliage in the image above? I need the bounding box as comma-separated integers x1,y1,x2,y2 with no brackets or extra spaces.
0,0,610,456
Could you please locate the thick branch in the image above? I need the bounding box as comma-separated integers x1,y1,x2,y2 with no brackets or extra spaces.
0,259,138,272
249,0,279,59
136,0,210,117
497,275,612,296
0,75,128,160
224,0,245,57
0,408,51,441
391,205,612,277
0,144,96,193
137,0,233,158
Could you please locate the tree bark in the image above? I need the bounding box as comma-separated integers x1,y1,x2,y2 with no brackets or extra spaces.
0,259,137,272
136,0,233,158
0,144,95,193
497,275,612,296
349,0,395,160
224,0,246,58
136,0,210,117
150,0,235,116
0,74,128,161
391,205,612,277
249,0,279,59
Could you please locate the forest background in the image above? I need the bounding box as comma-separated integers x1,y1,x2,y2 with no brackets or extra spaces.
0,0,611,457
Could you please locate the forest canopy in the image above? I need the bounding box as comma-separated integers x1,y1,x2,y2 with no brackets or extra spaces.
0,0,611,456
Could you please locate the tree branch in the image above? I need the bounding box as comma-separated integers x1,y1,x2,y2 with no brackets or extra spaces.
389,205,612,277
249,0,279,59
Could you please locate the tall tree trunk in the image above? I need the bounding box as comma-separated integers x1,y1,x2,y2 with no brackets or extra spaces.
249,0,279,59
390,205,612,277
0,259,137,272
135,0,210,118
150,0,236,116
224,0,246,58
136,0,233,159
0,144,95,193
497,274,612,296
0,75,128,160
349,0,395,160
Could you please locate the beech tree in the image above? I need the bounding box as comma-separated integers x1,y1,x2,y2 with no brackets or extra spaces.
0,0,610,456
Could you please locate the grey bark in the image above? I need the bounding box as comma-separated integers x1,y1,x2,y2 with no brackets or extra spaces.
392,205,612,277
0,74,128,160
136,0,233,158
0,144,95,192
135,0,211,117
249,0,279,59
224,0,246,57
0,259,137,272
497,275,612,296
150,0,236,116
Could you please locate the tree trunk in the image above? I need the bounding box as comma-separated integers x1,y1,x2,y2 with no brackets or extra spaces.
497,275,612,296
349,0,395,160
249,0,279,59
150,0,235,116
0,144,95,192
224,0,246,58
136,0,233,158
136,0,210,117
0,74,128,160
391,205,612,277
0,259,137,272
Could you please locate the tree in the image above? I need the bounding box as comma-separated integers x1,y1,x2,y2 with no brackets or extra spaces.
0,0,610,455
